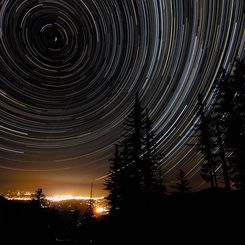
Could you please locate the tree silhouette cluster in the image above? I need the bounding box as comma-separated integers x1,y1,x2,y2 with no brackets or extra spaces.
171,169,191,193
105,94,165,215
195,59,245,190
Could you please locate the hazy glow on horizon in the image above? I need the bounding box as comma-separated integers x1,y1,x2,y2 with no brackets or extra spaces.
6,195,105,202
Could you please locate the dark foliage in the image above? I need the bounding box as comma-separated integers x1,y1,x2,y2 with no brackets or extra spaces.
195,94,218,188
194,59,245,190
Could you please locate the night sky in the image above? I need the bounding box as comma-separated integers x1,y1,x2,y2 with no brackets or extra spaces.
0,0,244,196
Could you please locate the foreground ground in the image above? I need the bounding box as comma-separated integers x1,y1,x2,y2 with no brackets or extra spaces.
0,188,244,244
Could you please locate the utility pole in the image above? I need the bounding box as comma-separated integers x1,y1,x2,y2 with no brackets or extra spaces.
88,182,93,217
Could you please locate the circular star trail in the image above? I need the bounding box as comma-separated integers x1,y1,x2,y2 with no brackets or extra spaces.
0,0,244,187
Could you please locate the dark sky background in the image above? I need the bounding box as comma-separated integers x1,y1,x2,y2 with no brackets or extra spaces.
0,0,244,196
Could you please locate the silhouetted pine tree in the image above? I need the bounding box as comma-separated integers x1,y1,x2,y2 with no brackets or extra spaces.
121,93,145,207
231,59,245,190
196,94,218,188
215,60,245,190
142,109,165,202
211,69,234,190
120,138,138,213
105,93,165,214
214,119,231,190
105,144,122,214
171,169,191,193
155,165,166,200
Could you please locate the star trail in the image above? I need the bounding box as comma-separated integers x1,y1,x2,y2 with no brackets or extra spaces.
0,0,244,195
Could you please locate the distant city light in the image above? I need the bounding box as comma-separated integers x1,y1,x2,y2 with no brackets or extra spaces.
5,192,104,202
48,195,104,202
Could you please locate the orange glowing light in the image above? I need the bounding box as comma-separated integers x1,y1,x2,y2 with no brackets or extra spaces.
95,207,109,215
